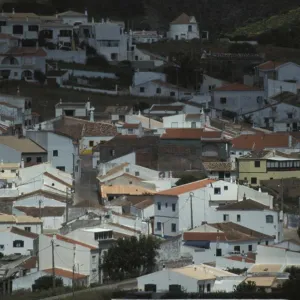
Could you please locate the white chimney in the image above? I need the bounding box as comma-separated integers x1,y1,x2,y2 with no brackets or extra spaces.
169,171,172,179
12,8,15,14
92,17,94,24
84,8,88,16
86,101,90,110
89,107,95,122
115,84,118,92
102,164,106,176
56,11,58,19
21,158,24,168
101,18,104,23
258,187,262,192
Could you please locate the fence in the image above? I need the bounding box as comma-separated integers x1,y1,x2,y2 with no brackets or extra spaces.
64,69,117,79
61,84,119,95
45,50,86,64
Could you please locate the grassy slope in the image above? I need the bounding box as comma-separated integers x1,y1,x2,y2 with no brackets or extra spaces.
231,7,300,37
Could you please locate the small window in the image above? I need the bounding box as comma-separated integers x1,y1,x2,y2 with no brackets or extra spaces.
224,186,228,191
251,177,257,184
56,166,65,171
206,284,211,293
172,203,176,212
157,222,161,231
254,161,260,168
214,187,221,194
26,157,32,163
135,171,140,176
89,141,94,147
234,245,240,252
248,245,253,252
220,97,227,104
13,240,24,248
223,214,229,221
165,202,168,208
170,91,175,97
36,157,42,163
53,150,58,157
92,255,96,263
0,244,4,250
156,88,161,94
237,215,241,222
140,87,145,93
287,113,293,119
157,202,161,210
266,215,274,223
24,227,31,232
266,241,269,246
171,223,176,232
216,248,222,256
191,122,196,128
128,128,134,134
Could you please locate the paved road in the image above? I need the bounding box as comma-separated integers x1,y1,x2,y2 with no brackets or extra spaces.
41,278,137,300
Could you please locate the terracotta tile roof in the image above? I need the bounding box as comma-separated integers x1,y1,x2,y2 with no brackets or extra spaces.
0,136,46,153
134,198,154,209
214,83,262,92
107,222,141,234
98,163,129,181
202,161,234,172
184,222,273,242
21,256,37,270
150,105,185,112
15,206,65,217
10,227,39,239
227,255,255,263
101,185,155,198
122,123,140,129
82,121,118,137
216,199,270,211
157,178,216,196
44,172,72,188
185,114,202,118
257,61,286,71
43,268,87,279
2,47,47,57
231,133,290,150
46,234,97,250
161,128,222,140
171,13,196,24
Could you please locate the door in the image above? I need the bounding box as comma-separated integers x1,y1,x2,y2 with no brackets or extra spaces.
145,284,156,292
293,122,297,131
216,248,222,256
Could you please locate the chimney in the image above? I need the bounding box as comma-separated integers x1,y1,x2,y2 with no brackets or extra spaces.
86,100,90,111
288,135,292,147
243,193,246,201
12,8,15,15
101,18,104,23
1,160,3,165
84,8,88,16
92,17,94,24
102,164,106,176
89,107,95,122
258,187,262,192
21,158,24,168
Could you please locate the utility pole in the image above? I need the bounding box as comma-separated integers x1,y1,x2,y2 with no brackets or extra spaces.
281,178,284,213
39,199,43,234
66,188,70,223
190,192,194,229
98,240,102,285
72,244,76,297
51,239,56,291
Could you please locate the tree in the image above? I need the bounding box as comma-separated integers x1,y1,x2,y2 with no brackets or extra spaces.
102,235,160,281
32,275,63,291
234,281,257,292
226,267,247,275
176,175,199,186
228,43,257,54
282,266,300,300
34,70,46,85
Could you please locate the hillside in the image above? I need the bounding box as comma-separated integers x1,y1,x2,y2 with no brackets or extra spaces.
2,0,300,33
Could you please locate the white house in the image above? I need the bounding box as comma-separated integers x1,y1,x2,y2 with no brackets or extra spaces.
119,122,144,137
132,31,161,44
0,226,38,256
54,100,92,118
200,75,228,94
202,161,237,182
56,10,88,26
215,199,283,242
182,222,274,264
168,13,199,40
163,113,206,129
132,48,167,67
213,83,264,115
133,71,166,86
137,264,242,293
125,113,163,130
154,179,274,237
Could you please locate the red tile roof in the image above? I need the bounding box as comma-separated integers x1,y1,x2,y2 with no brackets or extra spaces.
231,133,290,150
15,206,65,217
157,178,216,196
122,123,140,129
0,102,19,108
257,61,286,71
1,47,47,57
43,268,87,280
21,256,37,270
214,83,262,92
161,128,222,140
46,234,97,250
171,13,196,24
184,231,227,241
227,255,255,263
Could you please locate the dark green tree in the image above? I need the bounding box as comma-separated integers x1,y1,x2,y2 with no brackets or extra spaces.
32,275,63,291
228,43,257,54
282,266,300,300
234,281,257,292
176,175,200,186
102,235,160,281
34,70,47,85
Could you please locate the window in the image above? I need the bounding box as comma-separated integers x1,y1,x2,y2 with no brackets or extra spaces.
188,25,192,32
237,215,241,222
223,214,229,221
224,186,228,191
172,203,176,212
140,87,145,93
206,284,211,293
128,128,133,134
14,72,18,76
135,171,140,176
170,91,175,97
216,248,222,256
248,245,253,252
266,215,274,223
13,240,24,248
56,166,66,171
157,202,161,210
165,202,168,208
156,88,161,94
53,150,58,157
287,113,293,119
220,97,227,104
36,157,42,163
0,245,4,250
26,157,32,163
89,141,94,147
157,222,161,231
28,25,38,31
254,161,260,168
111,53,118,60
135,55,138,61
92,255,96,263
59,30,72,37
13,25,23,34
266,241,269,246
171,223,176,232
24,227,31,232
214,187,221,194
251,177,257,184
234,245,240,252
191,122,196,128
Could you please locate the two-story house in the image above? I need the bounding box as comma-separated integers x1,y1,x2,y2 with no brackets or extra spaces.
163,113,206,129
119,122,144,137
168,13,200,40
213,83,264,115
55,100,92,118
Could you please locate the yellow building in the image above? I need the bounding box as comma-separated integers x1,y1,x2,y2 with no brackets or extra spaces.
237,150,300,186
